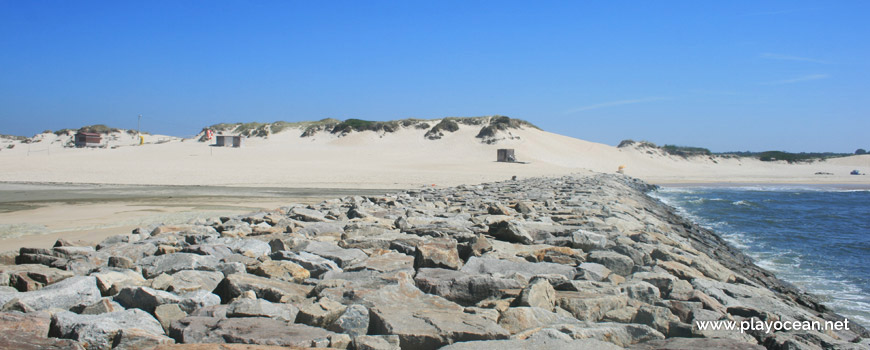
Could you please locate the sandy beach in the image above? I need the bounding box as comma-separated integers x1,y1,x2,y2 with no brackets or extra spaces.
1,123,868,249
0,183,393,250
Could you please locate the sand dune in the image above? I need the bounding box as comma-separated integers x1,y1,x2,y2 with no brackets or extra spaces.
1,123,868,188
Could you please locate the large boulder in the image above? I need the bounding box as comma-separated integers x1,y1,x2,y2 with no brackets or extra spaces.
497,307,577,334
0,333,84,350
92,269,147,295
517,277,556,310
226,298,298,322
460,257,575,280
0,311,52,336
298,241,368,267
588,251,635,276
327,304,369,336
488,221,534,245
114,286,181,314
0,264,75,291
0,276,100,311
362,279,509,350
414,268,522,306
50,309,164,350
138,253,219,279
151,270,224,294
271,250,342,278
213,273,312,303
169,317,340,348
247,260,310,283
414,239,463,270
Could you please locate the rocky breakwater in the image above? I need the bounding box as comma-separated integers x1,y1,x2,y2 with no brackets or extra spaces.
0,173,867,350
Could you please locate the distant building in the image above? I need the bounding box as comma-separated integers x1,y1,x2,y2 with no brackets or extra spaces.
215,135,243,148
74,132,102,148
497,149,516,162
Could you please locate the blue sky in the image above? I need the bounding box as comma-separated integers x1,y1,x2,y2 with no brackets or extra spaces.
1,1,867,152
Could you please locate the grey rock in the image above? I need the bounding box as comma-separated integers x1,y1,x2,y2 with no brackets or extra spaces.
178,290,221,313
298,222,345,237
0,264,75,291
363,279,509,350
488,220,534,245
216,261,246,276
570,229,608,251
214,273,312,303
414,268,522,305
225,238,271,257
111,328,175,350
577,262,611,281
328,304,370,336
170,316,337,347
354,335,401,350
78,298,125,315
556,291,628,321
138,253,219,279
154,304,186,333
247,259,310,283
291,207,328,222
0,332,84,350
160,270,224,293
414,239,463,270
346,251,415,273
0,276,100,311
50,309,163,350
272,250,342,278
588,251,635,276
497,307,577,334
92,269,146,295
517,277,556,310
524,322,664,347
114,286,181,314
633,305,678,335
296,297,347,328
620,280,661,304
298,241,368,267
226,298,298,322
461,256,575,280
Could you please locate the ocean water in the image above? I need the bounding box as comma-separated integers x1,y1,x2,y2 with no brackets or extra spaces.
653,186,870,326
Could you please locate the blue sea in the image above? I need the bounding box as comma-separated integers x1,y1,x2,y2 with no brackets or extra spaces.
653,186,870,326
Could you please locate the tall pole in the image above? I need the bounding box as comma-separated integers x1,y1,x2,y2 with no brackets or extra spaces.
138,114,141,138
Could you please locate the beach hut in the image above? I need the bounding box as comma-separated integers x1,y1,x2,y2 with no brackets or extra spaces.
215,135,243,148
497,149,516,162
74,132,102,148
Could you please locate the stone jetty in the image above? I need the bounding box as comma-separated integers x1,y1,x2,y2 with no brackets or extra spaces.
0,174,867,349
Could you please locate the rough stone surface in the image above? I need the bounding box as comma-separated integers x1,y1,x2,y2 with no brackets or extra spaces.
170,317,337,347
138,253,220,279
517,277,556,310
0,276,101,311
414,267,522,306
226,298,298,322
327,304,369,336
353,335,401,350
50,309,164,350
414,239,463,270
213,273,312,303
6,173,865,350
363,279,509,350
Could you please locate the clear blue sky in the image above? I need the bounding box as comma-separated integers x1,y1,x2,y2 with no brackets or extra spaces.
1,1,867,152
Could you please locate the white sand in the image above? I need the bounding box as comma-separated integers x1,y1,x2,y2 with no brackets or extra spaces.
1,124,868,188
1,124,867,249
